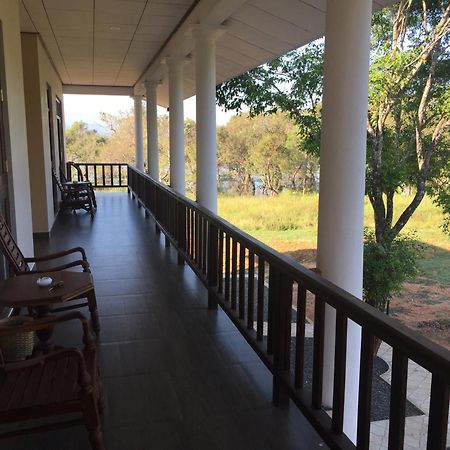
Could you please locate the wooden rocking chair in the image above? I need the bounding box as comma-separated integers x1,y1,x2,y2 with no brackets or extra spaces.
0,312,105,450
67,162,97,208
0,213,99,333
53,170,95,217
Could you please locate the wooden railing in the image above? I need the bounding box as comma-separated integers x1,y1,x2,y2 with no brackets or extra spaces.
66,162,128,188
128,165,450,450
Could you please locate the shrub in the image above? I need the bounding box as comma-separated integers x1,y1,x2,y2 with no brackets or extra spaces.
363,229,424,314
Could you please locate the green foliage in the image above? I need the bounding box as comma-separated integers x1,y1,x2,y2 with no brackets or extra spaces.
363,229,424,313
65,121,106,162
217,113,318,195
216,43,324,155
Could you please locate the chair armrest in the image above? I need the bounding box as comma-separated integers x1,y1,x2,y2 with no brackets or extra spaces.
0,311,95,350
25,246,88,263
30,259,90,274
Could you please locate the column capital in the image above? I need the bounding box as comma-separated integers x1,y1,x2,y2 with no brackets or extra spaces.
131,94,143,101
144,79,161,89
144,80,161,97
191,24,226,43
164,54,189,70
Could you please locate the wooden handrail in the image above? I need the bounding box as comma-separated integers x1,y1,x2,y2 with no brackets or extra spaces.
127,164,450,450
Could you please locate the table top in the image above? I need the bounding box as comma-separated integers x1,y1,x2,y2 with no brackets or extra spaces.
0,271,94,308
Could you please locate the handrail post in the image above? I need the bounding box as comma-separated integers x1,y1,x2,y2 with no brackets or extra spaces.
207,221,219,309
271,266,292,408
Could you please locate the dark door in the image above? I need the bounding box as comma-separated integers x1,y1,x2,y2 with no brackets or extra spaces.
47,85,58,213
56,96,65,179
0,22,11,279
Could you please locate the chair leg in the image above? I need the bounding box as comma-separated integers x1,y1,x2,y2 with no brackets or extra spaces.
87,289,101,334
90,188,97,208
97,369,105,414
81,391,106,450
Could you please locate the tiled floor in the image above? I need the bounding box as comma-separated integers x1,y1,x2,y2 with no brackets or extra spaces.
6,193,327,450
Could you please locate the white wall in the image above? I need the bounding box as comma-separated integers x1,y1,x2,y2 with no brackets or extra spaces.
0,0,33,256
22,33,64,233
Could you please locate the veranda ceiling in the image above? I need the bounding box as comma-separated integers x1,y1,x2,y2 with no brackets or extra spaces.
20,0,394,106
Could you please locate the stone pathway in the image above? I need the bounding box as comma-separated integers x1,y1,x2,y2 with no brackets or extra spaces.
257,309,449,449
370,342,450,450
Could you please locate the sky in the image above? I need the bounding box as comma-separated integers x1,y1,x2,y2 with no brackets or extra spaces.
64,94,237,133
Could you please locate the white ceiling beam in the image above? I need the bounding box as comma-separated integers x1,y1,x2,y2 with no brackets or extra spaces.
63,85,133,96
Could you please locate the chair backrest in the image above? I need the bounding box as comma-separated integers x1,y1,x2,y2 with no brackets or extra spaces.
52,168,66,194
0,214,29,274
72,163,85,182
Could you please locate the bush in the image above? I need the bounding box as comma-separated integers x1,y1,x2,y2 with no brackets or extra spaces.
363,229,424,314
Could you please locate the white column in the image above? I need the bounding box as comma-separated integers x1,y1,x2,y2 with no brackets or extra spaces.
133,95,144,171
167,57,185,195
316,0,372,442
145,81,159,180
194,28,218,214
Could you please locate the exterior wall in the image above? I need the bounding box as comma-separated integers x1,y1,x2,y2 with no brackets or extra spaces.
21,33,64,233
0,0,33,256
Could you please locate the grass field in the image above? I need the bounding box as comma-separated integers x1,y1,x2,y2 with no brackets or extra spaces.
218,192,450,284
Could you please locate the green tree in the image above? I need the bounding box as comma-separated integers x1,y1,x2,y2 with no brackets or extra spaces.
217,115,255,194
217,113,318,195
99,111,137,163
216,0,450,312
65,121,107,162
184,118,197,193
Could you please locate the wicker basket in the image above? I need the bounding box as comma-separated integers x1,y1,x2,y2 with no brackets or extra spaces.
0,316,35,362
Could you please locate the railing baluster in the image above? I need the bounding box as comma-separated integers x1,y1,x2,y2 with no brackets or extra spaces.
207,221,219,309
231,239,237,310
218,231,224,294
195,212,200,265
388,348,408,450
203,216,208,275
186,207,191,258
198,216,204,270
257,257,265,341
177,203,186,266
312,295,325,410
357,328,375,450
267,265,278,355
247,251,254,330
426,374,449,450
190,208,195,260
295,285,306,388
102,164,106,187
239,243,246,320
332,311,348,434
110,164,113,187
224,234,230,302
272,268,292,407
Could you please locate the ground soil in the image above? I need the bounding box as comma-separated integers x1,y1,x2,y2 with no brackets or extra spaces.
272,242,450,351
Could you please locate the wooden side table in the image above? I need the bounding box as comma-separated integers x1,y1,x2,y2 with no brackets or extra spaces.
0,271,99,351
